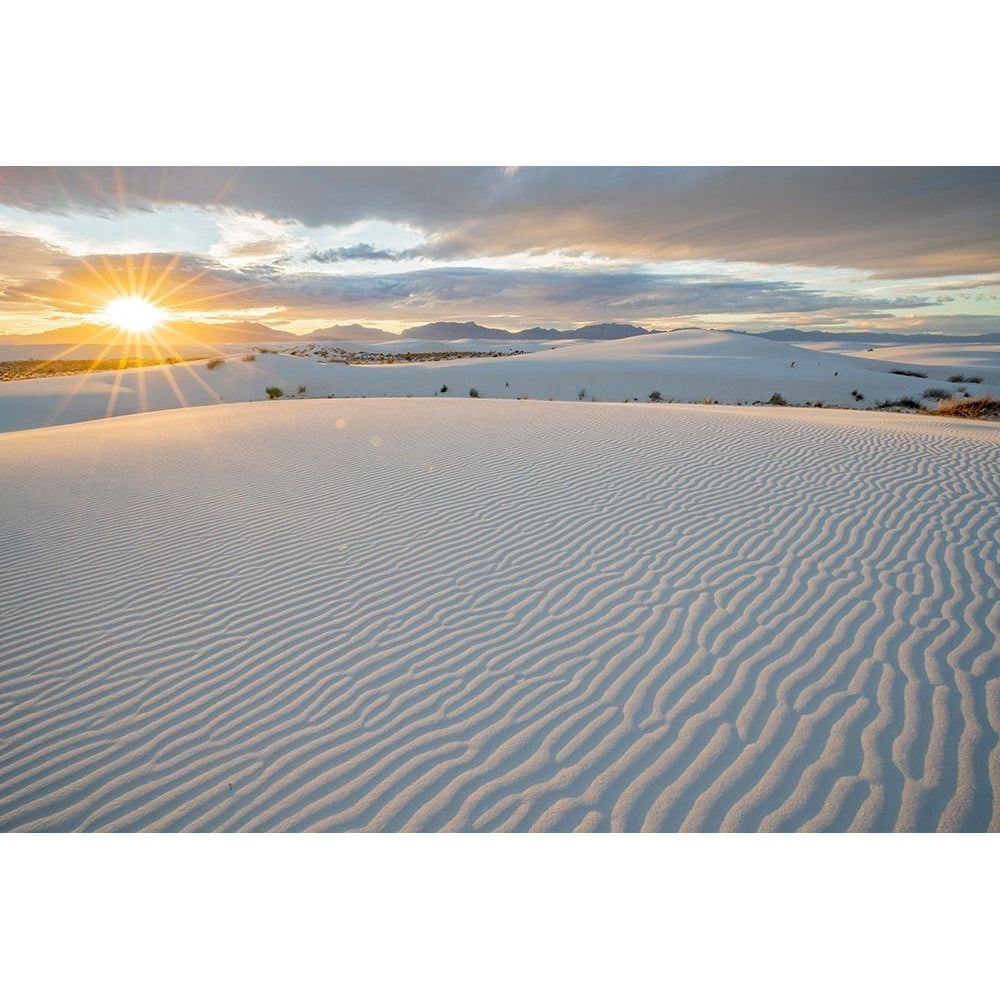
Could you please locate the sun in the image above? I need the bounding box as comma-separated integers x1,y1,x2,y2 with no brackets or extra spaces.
101,296,165,335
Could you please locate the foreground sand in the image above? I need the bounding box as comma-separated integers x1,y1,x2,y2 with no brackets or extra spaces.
1,398,998,831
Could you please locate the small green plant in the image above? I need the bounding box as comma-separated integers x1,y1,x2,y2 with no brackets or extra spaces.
469,388,480,398
265,386,284,399
768,392,788,406
649,390,662,402
206,357,225,370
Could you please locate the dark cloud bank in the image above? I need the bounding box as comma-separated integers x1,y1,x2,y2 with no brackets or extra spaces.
2,166,998,278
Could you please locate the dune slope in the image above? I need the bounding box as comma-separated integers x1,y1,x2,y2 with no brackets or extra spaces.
1,399,997,831
1,328,996,434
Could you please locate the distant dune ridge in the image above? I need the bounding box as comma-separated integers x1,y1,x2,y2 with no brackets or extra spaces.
0,327,997,434
1,397,998,831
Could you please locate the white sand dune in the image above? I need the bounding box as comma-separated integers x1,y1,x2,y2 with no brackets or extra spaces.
1,328,995,434
790,339,1000,388
2,398,997,831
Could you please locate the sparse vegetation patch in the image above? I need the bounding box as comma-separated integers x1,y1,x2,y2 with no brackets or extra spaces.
875,397,926,411
0,357,202,381
932,395,1000,420
302,346,526,366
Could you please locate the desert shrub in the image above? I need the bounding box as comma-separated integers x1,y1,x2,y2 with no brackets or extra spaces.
922,387,952,401
889,369,927,379
768,392,788,406
206,357,225,370
578,388,587,401
850,389,864,402
932,395,1000,420
649,390,662,402
469,388,480,398
242,353,256,362
948,374,983,384
440,385,448,393
702,397,715,405
265,386,284,399
875,396,924,411
297,385,307,395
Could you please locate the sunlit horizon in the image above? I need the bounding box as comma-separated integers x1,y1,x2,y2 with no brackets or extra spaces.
1,167,998,342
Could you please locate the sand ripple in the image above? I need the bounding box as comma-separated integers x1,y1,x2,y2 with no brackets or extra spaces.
1,400,997,831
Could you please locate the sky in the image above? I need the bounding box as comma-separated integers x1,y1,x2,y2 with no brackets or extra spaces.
1,166,998,340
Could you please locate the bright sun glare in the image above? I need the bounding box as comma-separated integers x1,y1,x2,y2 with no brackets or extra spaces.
102,296,164,334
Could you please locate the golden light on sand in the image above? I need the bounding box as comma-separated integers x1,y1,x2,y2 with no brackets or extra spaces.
101,296,165,334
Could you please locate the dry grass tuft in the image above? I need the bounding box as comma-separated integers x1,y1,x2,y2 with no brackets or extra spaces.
933,395,1000,420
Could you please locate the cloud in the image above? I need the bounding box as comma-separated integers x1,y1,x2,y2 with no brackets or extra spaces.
306,243,412,263
2,244,985,335
285,266,934,320
4,251,270,315
0,230,76,285
1,166,998,278
0,166,499,229
221,239,292,260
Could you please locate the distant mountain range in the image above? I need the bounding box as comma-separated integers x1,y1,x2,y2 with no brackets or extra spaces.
0,319,653,346
309,323,395,343
397,321,654,341
5,319,998,350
